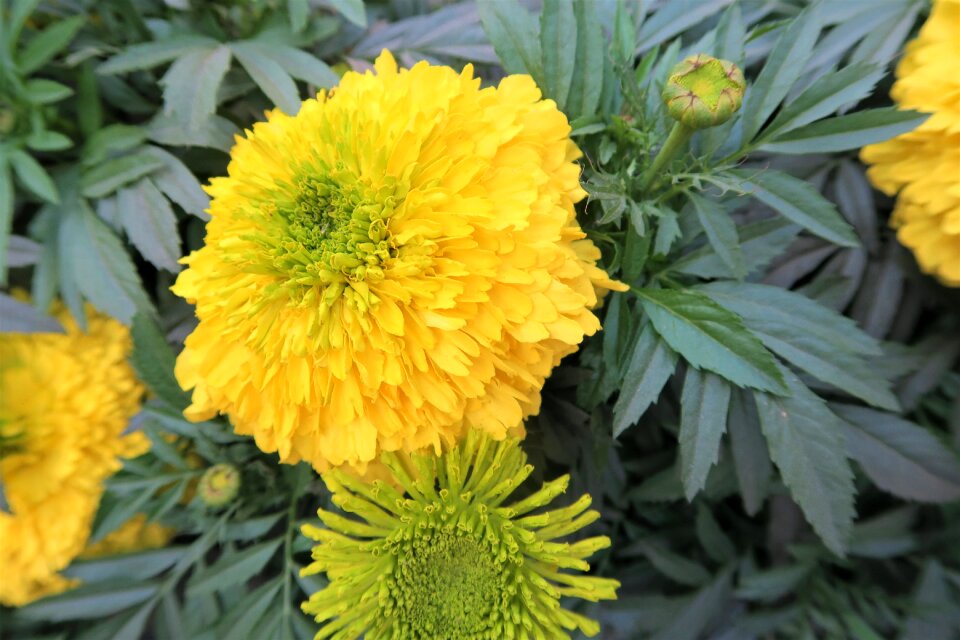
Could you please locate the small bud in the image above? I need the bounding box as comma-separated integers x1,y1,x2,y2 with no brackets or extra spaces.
198,463,241,508
662,54,746,129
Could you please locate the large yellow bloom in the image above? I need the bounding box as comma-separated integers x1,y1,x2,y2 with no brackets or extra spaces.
0,306,147,606
861,0,960,285
173,51,624,471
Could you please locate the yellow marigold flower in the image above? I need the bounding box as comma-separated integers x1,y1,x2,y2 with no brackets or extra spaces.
301,429,619,639
861,0,960,285
0,306,146,606
173,50,625,471
80,513,173,559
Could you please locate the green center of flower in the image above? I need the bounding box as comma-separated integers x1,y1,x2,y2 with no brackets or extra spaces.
672,58,740,111
391,529,502,636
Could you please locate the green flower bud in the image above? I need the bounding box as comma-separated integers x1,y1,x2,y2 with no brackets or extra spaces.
662,54,746,129
198,463,241,508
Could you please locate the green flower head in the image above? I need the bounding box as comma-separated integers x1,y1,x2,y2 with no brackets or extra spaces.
662,54,746,129
300,430,619,639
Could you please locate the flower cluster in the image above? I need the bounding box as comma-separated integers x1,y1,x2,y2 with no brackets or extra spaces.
173,50,625,472
0,305,153,605
301,429,619,639
861,0,960,285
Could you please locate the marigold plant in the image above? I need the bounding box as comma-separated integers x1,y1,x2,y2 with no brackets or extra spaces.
173,50,624,471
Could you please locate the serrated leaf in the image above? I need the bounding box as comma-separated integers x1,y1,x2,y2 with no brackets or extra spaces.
18,582,158,622
651,568,734,640
17,15,84,74
741,6,822,143
761,64,884,139
190,539,283,596
754,371,856,555
628,539,712,587
680,369,731,501
727,388,771,515
478,0,545,88
141,147,210,218
325,0,367,27
9,149,58,203
147,112,238,152
231,42,300,114
689,192,745,279
566,0,603,120
695,504,737,563
81,151,165,199
836,405,960,503
540,0,576,110
613,322,678,437
58,201,154,324
23,78,73,104
66,548,185,583
161,45,232,130
116,178,182,271
634,288,787,394
698,282,898,411
673,217,799,279
0,293,63,333
83,124,147,167
98,35,219,74
217,581,282,639
736,564,813,602
759,108,928,154
247,43,339,88
131,313,190,410
729,169,858,247
637,0,731,53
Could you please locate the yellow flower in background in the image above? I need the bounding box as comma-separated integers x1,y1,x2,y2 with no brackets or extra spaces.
173,50,624,472
80,514,173,559
301,429,619,639
0,306,147,606
861,0,960,285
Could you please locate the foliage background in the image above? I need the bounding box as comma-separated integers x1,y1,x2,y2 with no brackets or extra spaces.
1,0,959,638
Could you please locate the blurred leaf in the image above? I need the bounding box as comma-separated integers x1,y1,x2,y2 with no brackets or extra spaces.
901,561,955,640
760,108,928,154
324,0,367,28
117,179,182,271
23,78,73,104
754,371,856,555
689,192,745,279
0,293,63,333
0,157,11,282
147,112,238,151
9,149,58,203
478,0,545,87
131,312,191,410
99,35,219,74
672,217,799,279
231,42,300,114
539,0,576,110
737,564,813,602
190,539,283,596
216,581,282,638
651,567,734,640
565,0,603,120
695,504,737,563
246,43,339,88
142,147,210,218
837,405,960,503
25,130,72,151
81,151,165,198
679,369,731,500
83,124,147,166
17,15,84,74
729,168,858,247
18,582,158,622
637,0,731,53
161,45,232,130
612,321,677,437
634,288,787,394
629,539,712,587
741,5,822,143
7,234,41,267
727,388,771,515
288,0,309,32
66,548,186,583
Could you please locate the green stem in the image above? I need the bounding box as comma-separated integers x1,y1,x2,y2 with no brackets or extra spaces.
638,122,694,193
281,465,309,636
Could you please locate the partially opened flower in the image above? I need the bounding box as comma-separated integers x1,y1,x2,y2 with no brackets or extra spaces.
300,429,619,639
173,50,624,471
861,0,960,285
0,305,147,606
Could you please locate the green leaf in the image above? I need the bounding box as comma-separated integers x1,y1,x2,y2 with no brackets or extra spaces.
741,5,822,143
25,130,72,151
147,112,238,152
98,35,219,74
736,564,813,602
16,15,84,74
23,78,73,104
727,388,771,515
142,147,210,218
217,581,282,639
637,0,730,53
231,42,301,114
712,2,745,63
288,0,309,32
836,405,960,503
247,43,339,89
651,568,734,640
611,0,635,64
539,0,576,110
161,44,232,130
58,201,154,324
190,539,283,596
0,292,63,333
729,168,858,247
759,108,928,154
83,124,147,166
698,282,898,411
689,192,745,279
754,372,856,555
565,0,603,120
81,151,165,199
633,288,787,394
131,312,191,410
18,582,158,622
629,539,711,587
672,217,799,279
116,178,182,271
0,157,12,283
612,322,678,437
695,504,737,563
9,149,58,203
5,0,41,46
326,0,367,28
902,561,954,640
679,369,731,501
760,64,884,139
76,62,103,138
478,0,545,88
66,548,186,583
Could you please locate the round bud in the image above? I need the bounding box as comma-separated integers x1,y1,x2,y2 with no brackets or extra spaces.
662,54,746,129
198,463,241,508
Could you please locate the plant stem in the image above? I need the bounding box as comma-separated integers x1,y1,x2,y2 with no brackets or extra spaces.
638,122,694,193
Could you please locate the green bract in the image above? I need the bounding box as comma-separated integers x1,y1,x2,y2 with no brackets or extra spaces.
300,429,619,639
662,55,745,129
